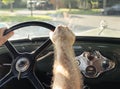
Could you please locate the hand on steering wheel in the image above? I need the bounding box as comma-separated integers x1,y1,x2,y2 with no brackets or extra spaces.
0,28,14,46
0,21,55,89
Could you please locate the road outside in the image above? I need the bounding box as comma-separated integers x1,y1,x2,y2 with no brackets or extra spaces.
0,9,119,31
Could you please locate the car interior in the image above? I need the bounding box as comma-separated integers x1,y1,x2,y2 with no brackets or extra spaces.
0,21,119,89
0,0,120,89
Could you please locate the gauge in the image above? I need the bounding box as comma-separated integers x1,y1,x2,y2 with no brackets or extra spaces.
102,60,110,70
85,65,97,77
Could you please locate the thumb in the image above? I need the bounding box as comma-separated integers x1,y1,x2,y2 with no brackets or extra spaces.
0,31,14,46
3,31,14,41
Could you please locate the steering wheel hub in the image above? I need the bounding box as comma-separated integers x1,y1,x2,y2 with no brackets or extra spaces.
0,21,55,89
16,57,30,72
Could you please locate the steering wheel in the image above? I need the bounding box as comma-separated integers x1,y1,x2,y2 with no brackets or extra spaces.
0,21,55,89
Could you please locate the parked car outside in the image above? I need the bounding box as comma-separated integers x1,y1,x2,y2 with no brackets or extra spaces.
27,0,37,10
35,0,48,10
102,4,120,15
27,0,53,10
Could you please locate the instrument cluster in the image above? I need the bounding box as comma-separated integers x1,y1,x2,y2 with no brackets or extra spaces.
76,50,115,78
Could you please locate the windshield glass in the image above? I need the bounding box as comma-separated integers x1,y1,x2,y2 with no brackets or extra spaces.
0,0,119,40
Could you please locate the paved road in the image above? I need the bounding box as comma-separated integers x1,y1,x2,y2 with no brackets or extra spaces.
0,9,55,15
74,15,120,30
0,9,119,31
54,14,120,31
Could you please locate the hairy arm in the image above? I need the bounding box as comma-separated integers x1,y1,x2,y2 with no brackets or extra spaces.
50,25,83,89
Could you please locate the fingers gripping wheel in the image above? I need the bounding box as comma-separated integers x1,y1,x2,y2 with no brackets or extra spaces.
0,21,55,89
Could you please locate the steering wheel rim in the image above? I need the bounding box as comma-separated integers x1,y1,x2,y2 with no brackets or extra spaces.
0,21,55,89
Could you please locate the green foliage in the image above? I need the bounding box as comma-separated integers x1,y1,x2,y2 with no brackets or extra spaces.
56,8,101,15
0,15,51,22
2,0,15,5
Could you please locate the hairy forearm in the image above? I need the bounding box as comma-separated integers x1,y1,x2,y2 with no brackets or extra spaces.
52,42,83,89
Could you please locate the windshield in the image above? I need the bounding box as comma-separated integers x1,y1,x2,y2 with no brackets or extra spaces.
0,0,119,40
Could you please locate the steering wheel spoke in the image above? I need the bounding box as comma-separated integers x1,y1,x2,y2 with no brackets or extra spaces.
0,71,15,87
32,39,52,59
1,21,55,89
28,73,45,89
5,41,19,59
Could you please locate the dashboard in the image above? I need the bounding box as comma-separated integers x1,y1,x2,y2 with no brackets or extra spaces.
0,36,120,89
76,50,115,78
